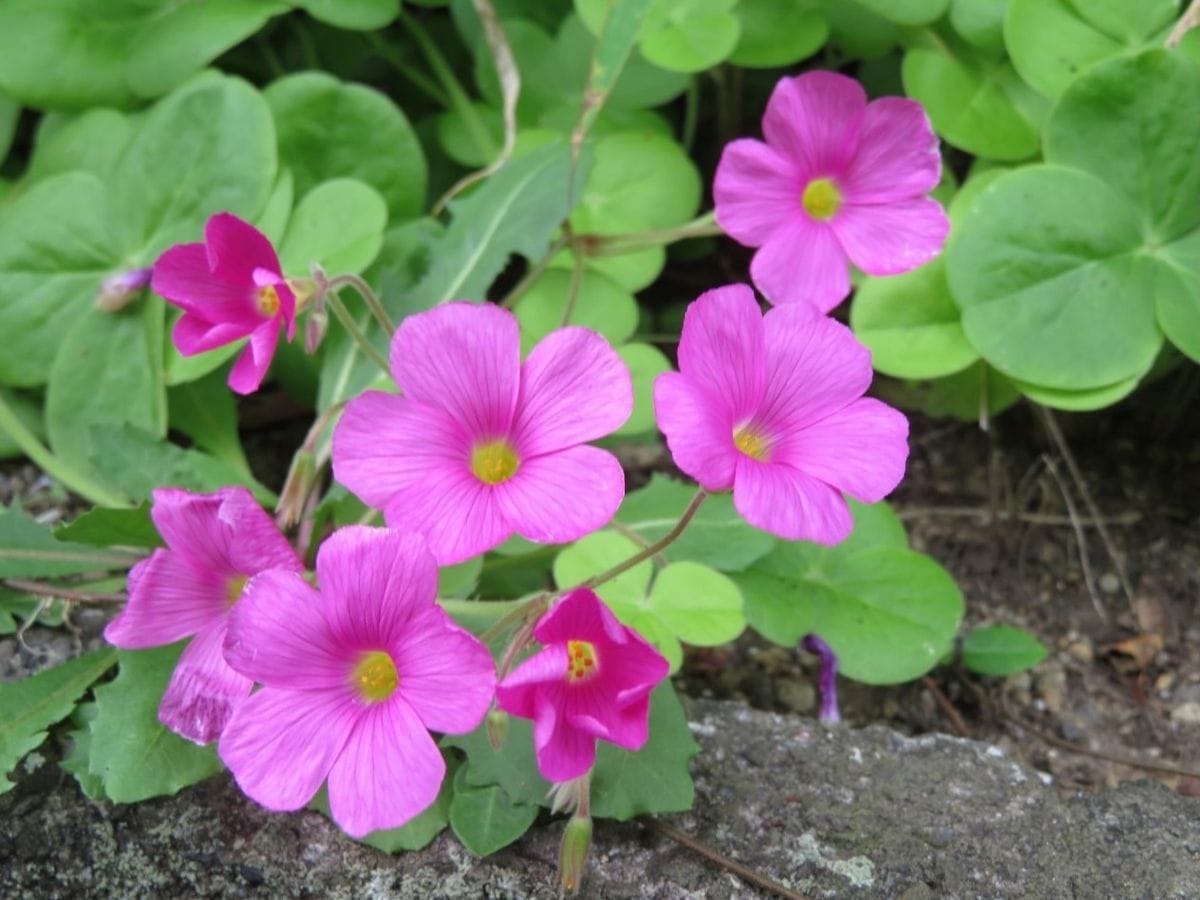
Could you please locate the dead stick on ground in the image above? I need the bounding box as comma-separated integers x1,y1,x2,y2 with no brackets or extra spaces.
1036,406,1137,616
895,506,1142,527
1040,453,1108,623
1166,0,1200,46
922,676,973,739
646,819,810,900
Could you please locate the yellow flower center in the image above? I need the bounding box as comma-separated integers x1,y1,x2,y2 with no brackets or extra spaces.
733,425,771,461
566,640,599,683
226,574,249,606
256,284,281,317
351,651,399,703
802,177,842,221
470,440,520,485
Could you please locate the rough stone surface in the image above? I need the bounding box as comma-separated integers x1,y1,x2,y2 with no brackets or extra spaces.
3,699,1198,899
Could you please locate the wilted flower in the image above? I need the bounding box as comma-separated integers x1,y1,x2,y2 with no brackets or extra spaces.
219,527,495,838
496,587,669,782
104,487,303,744
653,284,909,544
714,70,947,311
153,213,297,395
332,302,632,565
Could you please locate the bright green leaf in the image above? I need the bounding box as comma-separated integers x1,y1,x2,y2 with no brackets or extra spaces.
647,561,745,647
615,342,671,434
640,0,741,73
439,557,483,600
949,0,1007,51
295,0,399,29
855,0,948,25
962,624,1047,675
515,267,639,353
875,360,1022,421
554,530,652,606
26,108,135,182
730,0,827,67
278,178,388,276
0,649,117,794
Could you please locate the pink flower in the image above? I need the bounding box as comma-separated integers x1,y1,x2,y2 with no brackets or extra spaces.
653,284,909,544
332,303,633,566
104,487,303,744
153,213,297,395
218,527,495,838
714,71,948,312
496,587,669,782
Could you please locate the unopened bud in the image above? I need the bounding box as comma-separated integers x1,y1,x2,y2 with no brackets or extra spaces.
96,267,153,312
486,708,508,750
801,633,840,724
558,814,592,894
305,309,329,354
276,449,317,529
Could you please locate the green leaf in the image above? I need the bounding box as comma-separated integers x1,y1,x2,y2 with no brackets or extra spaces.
639,0,741,73
87,645,222,802
0,91,18,162
615,475,776,572
0,507,137,578
0,0,288,109
265,71,425,219
55,503,161,549
515,267,639,353
45,300,167,485
556,14,690,111
26,108,136,182
86,424,275,507
295,0,399,29
1044,49,1200,241
571,0,656,140
1004,0,1177,98
0,649,117,794
553,531,653,608
614,342,671,435
854,0,949,25
0,388,47,461
1157,228,1200,362
962,625,1047,676
647,561,745,647
278,179,388,276
730,0,827,67
449,769,539,856
949,0,1007,51
875,360,1022,421
901,46,1043,161
168,370,253,478
60,701,105,800
947,165,1163,390
439,557,483,600
1011,373,1143,412
736,503,964,684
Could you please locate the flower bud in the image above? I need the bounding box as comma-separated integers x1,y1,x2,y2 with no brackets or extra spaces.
96,267,153,312
305,309,329,355
558,814,592,894
801,633,840,724
276,449,317,530
486,708,508,750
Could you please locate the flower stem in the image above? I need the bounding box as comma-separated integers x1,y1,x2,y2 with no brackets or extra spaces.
326,273,396,334
499,234,571,309
559,233,586,328
580,211,721,257
801,633,841,723
325,291,391,375
584,488,708,590
0,392,128,508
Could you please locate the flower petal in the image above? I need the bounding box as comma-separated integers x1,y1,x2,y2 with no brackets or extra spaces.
227,319,280,395
152,243,259,326
332,391,471,513
713,139,803,247
676,284,766,421
217,486,303,577
842,97,942,204
392,606,495,734
831,197,949,277
756,304,873,437
653,372,738,491
512,327,633,457
534,587,628,647
327,699,446,839
495,445,625,545
224,569,351,691
382,462,512,566
391,302,520,438
104,549,224,648
496,644,570,720
534,690,595,782
205,212,282,285
732,458,853,544
778,398,909,503
750,217,850,311
316,527,439,650
158,621,251,745
564,680,651,751
763,71,866,178
219,686,356,812
173,314,252,356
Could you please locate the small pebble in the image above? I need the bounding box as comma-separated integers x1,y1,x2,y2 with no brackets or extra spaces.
1098,573,1121,594
1035,670,1067,715
1170,702,1200,725
1065,639,1093,663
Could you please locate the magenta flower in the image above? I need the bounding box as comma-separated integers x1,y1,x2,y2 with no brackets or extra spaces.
153,213,297,395
714,70,948,312
496,587,669,782
104,487,303,744
218,527,495,838
653,284,908,544
332,303,633,565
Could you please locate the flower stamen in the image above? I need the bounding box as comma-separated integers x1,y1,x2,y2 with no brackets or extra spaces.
226,574,249,606
351,650,399,703
471,440,520,485
733,425,772,461
566,640,598,683
256,285,281,317
801,177,842,221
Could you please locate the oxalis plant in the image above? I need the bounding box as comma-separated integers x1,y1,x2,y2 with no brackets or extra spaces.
1,0,1197,892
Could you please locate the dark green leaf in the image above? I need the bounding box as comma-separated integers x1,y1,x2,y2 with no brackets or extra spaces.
0,507,138,578
449,768,539,856
56,503,161,549
962,625,1047,676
